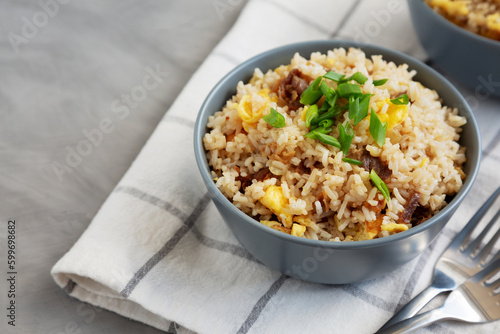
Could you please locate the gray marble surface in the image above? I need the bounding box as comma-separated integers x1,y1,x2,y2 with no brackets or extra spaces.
0,1,247,333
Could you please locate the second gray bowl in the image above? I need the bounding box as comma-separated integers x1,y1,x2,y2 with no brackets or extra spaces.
408,0,500,98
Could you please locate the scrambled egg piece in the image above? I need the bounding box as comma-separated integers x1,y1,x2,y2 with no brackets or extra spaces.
300,106,309,122
487,13,500,33
429,0,469,16
420,157,429,168
376,98,409,130
259,185,293,227
293,215,313,227
260,220,291,234
291,223,307,237
354,216,383,241
381,222,409,233
237,89,271,125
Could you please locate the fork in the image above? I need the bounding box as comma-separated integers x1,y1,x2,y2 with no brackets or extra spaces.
379,186,500,330
376,257,500,333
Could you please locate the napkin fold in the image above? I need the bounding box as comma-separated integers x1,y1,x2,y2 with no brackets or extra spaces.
52,0,500,333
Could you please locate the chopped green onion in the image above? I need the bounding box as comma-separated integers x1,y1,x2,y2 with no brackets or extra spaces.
318,101,330,114
337,83,364,98
340,72,368,85
338,123,354,156
354,93,371,125
263,108,286,128
314,131,341,148
373,78,388,86
304,130,317,139
369,108,387,147
348,96,360,121
305,104,319,128
320,81,337,106
311,118,333,134
300,77,323,105
320,81,329,96
314,126,333,134
323,71,345,82
318,119,334,130
370,169,390,202
342,157,363,166
310,106,341,126
390,93,409,105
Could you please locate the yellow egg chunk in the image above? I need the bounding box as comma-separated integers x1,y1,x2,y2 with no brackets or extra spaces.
291,223,307,237
260,220,291,234
237,89,271,124
430,0,469,16
355,216,384,241
487,13,500,33
381,222,409,233
261,220,281,229
420,157,429,168
259,185,293,227
354,229,378,241
293,215,313,227
376,98,409,130
300,106,309,122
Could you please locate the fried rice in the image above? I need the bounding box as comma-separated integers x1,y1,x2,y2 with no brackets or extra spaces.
203,47,466,241
425,0,500,41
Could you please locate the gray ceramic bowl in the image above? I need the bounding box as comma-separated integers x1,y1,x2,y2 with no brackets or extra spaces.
194,40,481,284
408,0,500,97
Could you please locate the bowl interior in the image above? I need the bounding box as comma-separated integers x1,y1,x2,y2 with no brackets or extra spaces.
194,40,481,249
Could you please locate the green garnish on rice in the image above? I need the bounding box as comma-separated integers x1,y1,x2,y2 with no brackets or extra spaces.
337,83,364,98
340,71,368,85
373,78,388,86
369,108,388,147
390,93,409,105
304,104,318,128
338,123,354,156
299,76,323,105
263,108,286,128
342,157,363,166
323,70,345,82
370,169,391,203
298,69,389,154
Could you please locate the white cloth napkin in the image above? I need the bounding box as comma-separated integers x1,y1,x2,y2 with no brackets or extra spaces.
51,0,500,333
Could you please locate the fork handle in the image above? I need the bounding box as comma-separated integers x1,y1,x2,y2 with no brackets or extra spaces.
379,284,447,330
376,306,447,334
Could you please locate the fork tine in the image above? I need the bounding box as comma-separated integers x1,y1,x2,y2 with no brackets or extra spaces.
476,258,500,283
485,276,500,290
467,208,500,260
490,249,500,266
451,187,500,251
474,210,500,264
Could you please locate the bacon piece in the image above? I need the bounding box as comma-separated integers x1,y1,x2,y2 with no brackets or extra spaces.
254,167,271,181
295,160,311,174
278,69,310,111
399,192,421,224
411,205,433,226
361,150,392,181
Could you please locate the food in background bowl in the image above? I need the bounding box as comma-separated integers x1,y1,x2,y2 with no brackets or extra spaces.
425,0,500,41
203,47,467,242
408,0,500,97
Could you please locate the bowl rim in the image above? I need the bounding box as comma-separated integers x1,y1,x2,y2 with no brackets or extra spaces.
410,0,500,48
194,40,481,249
